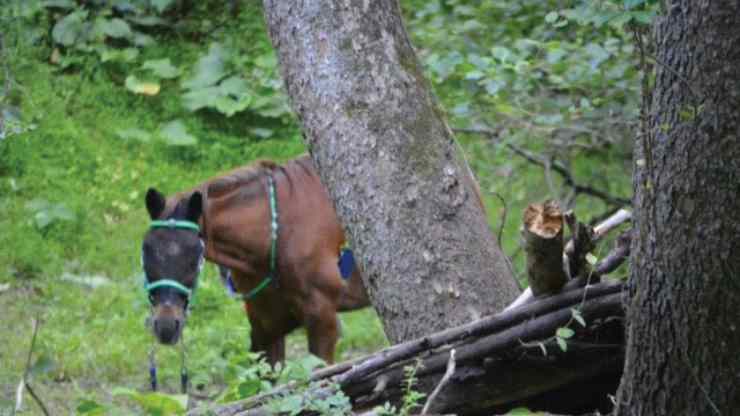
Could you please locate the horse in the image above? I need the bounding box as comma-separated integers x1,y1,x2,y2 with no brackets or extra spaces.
140,155,370,365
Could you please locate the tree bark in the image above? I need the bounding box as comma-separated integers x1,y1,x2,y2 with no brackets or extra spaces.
616,1,740,414
262,0,519,343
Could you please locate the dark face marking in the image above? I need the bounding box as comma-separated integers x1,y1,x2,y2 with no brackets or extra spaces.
142,189,204,345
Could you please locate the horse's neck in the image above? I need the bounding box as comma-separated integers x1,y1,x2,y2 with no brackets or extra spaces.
201,178,272,280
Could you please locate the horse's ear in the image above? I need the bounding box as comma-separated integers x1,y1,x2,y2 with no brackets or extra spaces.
186,191,203,223
146,188,166,220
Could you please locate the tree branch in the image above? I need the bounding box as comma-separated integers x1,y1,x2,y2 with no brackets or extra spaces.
453,127,631,206
421,349,456,415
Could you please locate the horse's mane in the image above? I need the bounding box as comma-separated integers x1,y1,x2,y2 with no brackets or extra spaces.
206,160,279,198
165,155,313,218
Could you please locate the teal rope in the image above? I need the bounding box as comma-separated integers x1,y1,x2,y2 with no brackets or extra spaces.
150,219,200,232
244,176,279,301
144,279,192,297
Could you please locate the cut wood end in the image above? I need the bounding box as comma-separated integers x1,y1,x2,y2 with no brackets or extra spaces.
523,200,564,238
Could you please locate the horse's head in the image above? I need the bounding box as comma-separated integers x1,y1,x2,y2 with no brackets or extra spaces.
141,188,204,345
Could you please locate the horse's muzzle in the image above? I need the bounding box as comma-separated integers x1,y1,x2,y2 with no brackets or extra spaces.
152,304,185,345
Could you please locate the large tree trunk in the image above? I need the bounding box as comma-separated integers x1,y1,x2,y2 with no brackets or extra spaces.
616,1,740,414
262,0,519,343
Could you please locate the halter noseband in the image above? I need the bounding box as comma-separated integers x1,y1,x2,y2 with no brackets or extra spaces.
143,219,204,305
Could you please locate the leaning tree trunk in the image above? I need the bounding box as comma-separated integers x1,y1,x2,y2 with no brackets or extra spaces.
263,0,520,342
616,1,740,414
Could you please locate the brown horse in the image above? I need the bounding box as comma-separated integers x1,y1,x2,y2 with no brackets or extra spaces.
141,155,370,364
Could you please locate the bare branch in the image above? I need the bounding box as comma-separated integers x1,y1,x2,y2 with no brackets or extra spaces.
453,127,631,206
593,230,631,278
14,318,49,416
564,210,596,280
565,208,631,256
488,191,508,247
421,349,456,415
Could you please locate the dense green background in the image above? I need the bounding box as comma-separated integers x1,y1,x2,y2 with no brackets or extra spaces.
0,0,644,413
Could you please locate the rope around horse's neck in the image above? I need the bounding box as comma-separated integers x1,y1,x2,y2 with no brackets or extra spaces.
242,175,279,301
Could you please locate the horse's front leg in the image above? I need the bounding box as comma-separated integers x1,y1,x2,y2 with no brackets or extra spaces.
246,303,286,366
304,297,340,364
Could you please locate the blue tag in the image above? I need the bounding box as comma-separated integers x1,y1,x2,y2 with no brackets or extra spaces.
338,249,355,279
226,275,237,295
219,265,237,296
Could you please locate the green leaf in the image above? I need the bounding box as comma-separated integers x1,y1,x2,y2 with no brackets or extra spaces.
99,47,139,63
491,46,512,63
251,128,274,139
76,399,107,415
133,32,155,47
112,388,187,415
571,308,586,327
556,336,568,352
126,15,168,27
52,10,88,46
116,128,152,142
269,394,304,416
151,0,176,13
545,11,559,23
159,120,197,146
586,253,598,265
99,18,132,39
237,379,262,399
181,43,227,90
556,327,575,339
214,96,250,117
125,75,160,96
142,58,181,79
507,407,537,415
219,76,249,96
181,86,222,112
624,0,645,10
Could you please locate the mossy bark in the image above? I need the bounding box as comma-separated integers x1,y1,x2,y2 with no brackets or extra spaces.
262,0,519,343
615,1,740,413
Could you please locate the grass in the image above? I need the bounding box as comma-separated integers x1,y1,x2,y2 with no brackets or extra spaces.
0,2,631,414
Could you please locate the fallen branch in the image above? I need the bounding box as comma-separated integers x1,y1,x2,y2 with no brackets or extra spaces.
421,349,456,415
191,282,625,416
14,318,50,416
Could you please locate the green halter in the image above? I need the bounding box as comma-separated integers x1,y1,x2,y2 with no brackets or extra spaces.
143,219,203,305
242,175,279,300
